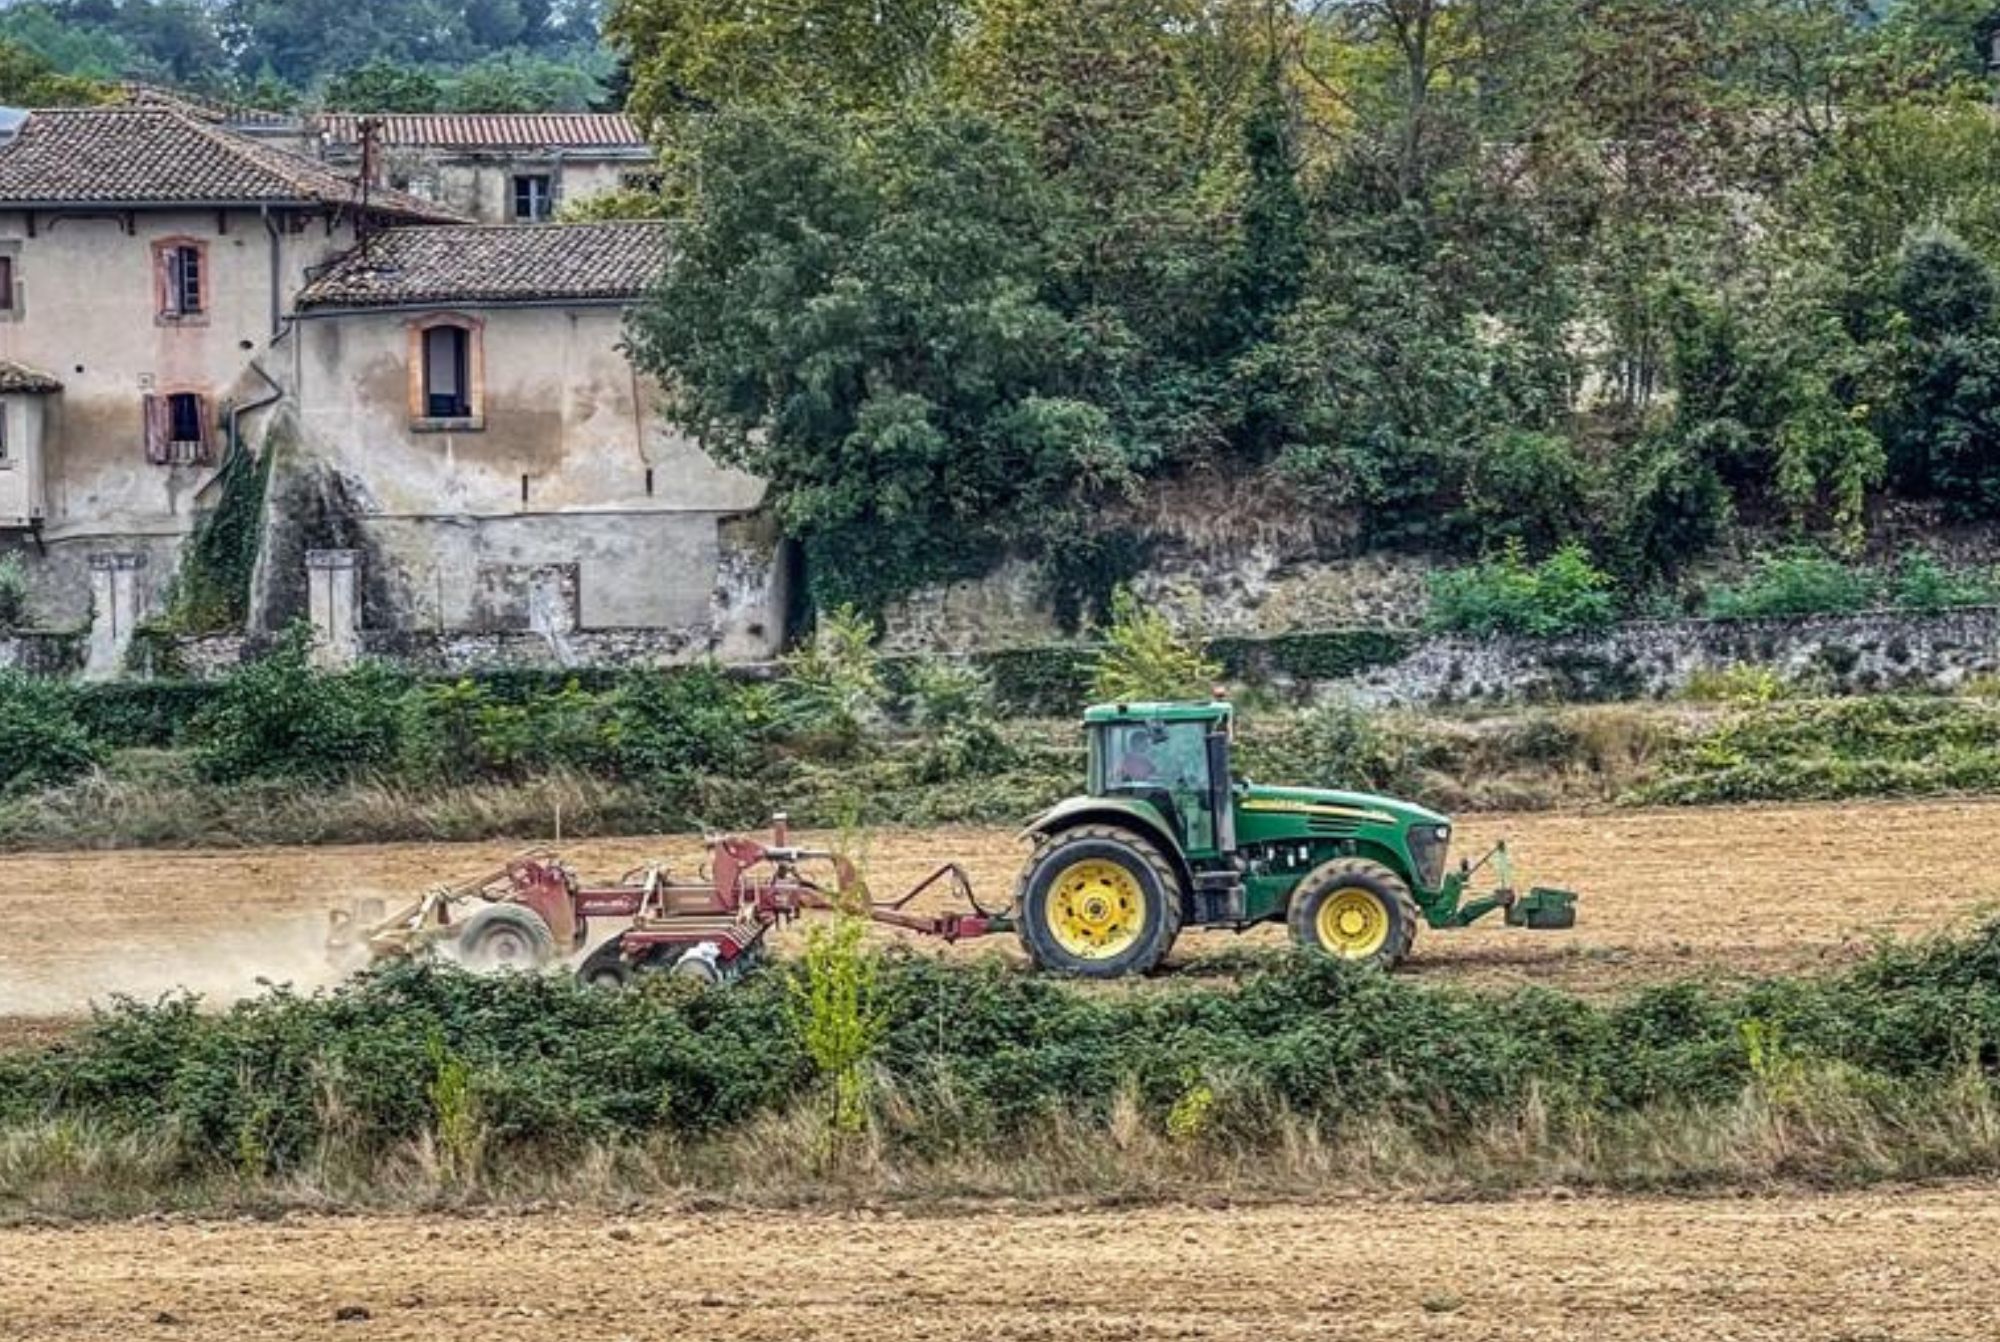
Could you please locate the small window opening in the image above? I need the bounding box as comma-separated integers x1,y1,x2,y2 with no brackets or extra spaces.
144,390,211,466
422,325,470,418
162,244,202,317
0,255,16,311
644,466,654,496
512,174,553,221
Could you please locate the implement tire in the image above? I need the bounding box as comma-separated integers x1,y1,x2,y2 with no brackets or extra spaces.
457,902,558,973
1014,824,1183,980
1287,858,1420,971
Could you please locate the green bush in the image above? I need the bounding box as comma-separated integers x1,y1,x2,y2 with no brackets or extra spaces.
1703,549,1879,619
1636,696,2000,804
0,672,102,795
187,628,406,784
776,604,888,750
1238,698,1415,795
901,658,1012,782
609,665,770,779
1090,588,1222,702
17,922,2000,1183
1887,551,1997,611
1426,542,1617,638
1456,429,1597,555
0,554,27,630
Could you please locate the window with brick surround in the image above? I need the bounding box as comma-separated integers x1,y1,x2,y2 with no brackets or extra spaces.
153,238,207,320
407,314,485,429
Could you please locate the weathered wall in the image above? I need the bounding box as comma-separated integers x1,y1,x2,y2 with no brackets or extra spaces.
879,546,1437,654
267,301,779,650
373,149,642,225
0,204,352,623
1343,608,2000,707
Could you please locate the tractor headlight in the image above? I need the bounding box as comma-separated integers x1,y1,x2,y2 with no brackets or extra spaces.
1407,824,1451,890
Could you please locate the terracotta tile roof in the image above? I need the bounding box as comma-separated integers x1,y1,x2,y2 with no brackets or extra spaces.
315,113,647,151
295,221,670,309
0,360,62,393
0,107,463,219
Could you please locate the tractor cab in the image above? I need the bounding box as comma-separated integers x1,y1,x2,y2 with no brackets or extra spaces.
1084,701,1237,859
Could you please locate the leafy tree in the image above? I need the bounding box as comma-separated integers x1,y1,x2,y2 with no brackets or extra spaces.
322,60,445,112
1886,230,2000,517
441,48,605,111
0,34,112,104
608,0,961,131
627,106,1147,609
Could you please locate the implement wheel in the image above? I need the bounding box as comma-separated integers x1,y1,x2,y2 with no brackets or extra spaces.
1014,825,1182,979
1288,858,1420,970
457,903,558,973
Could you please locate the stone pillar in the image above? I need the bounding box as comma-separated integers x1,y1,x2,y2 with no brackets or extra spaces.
83,552,146,681
306,549,361,669
525,563,580,666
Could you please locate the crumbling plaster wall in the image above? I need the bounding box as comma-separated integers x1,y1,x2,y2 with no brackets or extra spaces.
262,301,781,652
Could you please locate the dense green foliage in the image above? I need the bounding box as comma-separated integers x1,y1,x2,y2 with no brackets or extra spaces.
1426,544,1618,638
14,923,2000,1180
1705,547,2000,618
0,0,610,107
0,672,101,795
1639,696,2000,804
621,0,2000,609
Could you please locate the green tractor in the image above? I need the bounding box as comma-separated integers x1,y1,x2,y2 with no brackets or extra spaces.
1013,700,1577,978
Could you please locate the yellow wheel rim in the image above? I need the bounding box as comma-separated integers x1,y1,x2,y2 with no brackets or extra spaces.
1046,859,1147,960
1316,888,1390,959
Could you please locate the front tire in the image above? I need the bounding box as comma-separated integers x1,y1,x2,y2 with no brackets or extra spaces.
1287,858,1420,970
1014,825,1183,979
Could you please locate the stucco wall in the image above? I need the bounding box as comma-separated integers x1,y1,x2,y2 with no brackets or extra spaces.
271,301,774,642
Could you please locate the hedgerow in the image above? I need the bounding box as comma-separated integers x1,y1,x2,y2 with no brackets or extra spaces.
10,924,2000,1180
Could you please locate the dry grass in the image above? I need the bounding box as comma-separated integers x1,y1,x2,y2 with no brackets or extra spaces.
9,1065,2000,1221
0,765,639,850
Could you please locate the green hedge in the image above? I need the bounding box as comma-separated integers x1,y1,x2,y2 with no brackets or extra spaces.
11,923,2000,1180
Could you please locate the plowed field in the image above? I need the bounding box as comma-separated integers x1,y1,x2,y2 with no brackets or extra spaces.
4,1186,2000,1340
4,798,1999,1035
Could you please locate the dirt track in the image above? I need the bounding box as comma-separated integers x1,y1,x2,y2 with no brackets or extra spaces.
5,1186,2000,1340
4,797,2000,1031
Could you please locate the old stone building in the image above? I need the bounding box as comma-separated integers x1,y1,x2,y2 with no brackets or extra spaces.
0,104,786,674
271,220,781,660
313,113,653,225
0,104,456,667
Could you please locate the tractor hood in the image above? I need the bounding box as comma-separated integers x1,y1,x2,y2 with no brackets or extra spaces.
1236,783,1448,832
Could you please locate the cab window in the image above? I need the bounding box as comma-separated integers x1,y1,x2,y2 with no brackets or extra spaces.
1094,720,1216,851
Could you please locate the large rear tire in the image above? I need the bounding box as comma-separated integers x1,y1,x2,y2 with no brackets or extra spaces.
457,903,558,973
1014,825,1183,979
1287,858,1420,970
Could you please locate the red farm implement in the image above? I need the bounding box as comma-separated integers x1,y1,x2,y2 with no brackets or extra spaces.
327,816,1013,987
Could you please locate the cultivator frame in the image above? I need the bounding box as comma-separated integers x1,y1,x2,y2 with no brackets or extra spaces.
327,815,1015,985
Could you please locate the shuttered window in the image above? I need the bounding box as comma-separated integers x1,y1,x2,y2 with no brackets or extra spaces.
153,238,206,319
142,391,212,466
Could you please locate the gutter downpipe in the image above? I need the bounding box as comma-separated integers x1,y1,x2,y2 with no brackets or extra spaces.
261,203,282,338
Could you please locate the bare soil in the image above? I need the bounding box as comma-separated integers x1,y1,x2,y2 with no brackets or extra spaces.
4,1186,2000,1340
4,797,1998,1025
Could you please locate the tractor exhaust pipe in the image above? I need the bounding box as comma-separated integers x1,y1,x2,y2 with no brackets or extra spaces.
1207,730,1236,854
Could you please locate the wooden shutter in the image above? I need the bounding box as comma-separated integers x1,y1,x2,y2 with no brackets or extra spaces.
196,394,214,464
142,393,168,465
